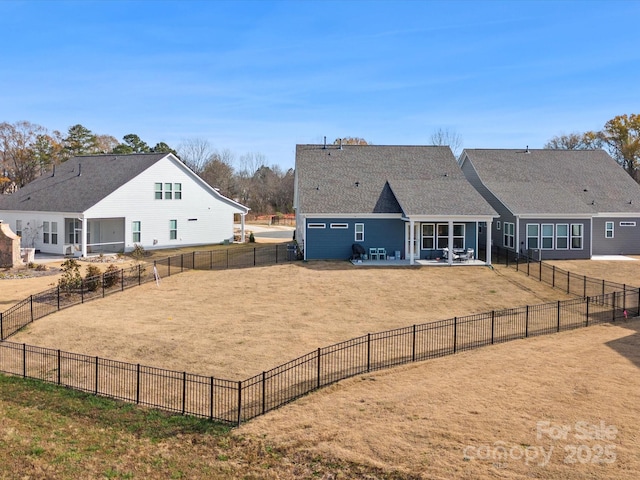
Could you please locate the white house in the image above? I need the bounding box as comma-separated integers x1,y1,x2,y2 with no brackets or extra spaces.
0,153,249,257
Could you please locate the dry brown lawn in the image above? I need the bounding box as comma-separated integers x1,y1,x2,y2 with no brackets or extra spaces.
2,255,640,479
9,262,579,380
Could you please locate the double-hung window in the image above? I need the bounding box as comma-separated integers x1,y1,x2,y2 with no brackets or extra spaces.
132,221,141,243
51,222,58,245
354,223,364,242
556,224,568,249
421,223,435,249
169,220,177,240
43,221,50,244
605,221,614,238
526,224,539,249
503,222,514,249
571,224,583,249
541,224,554,249
15,220,22,238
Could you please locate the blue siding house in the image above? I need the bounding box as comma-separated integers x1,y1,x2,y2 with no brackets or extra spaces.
294,144,497,264
459,148,640,259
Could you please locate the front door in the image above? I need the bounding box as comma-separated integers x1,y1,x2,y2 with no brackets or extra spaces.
405,222,420,259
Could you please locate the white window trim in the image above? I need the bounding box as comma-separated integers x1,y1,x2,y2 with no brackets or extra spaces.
354,223,364,242
570,223,583,250
503,222,514,249
132,221,141,243
526,223,539,250
541,223,554,250
496,221,501,230
605,221,614,239
308,223,326,229
169,219,178,240
620,221,636,227
330,223,348,229
555,224,569,250
421,223,435,250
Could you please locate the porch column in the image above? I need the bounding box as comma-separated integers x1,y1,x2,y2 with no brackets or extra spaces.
448,220,454,265
240,213,246,243
486,220,492,266
81,217,87,258
409,218,415,265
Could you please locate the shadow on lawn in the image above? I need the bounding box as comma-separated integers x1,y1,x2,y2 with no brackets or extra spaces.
604,318,640,369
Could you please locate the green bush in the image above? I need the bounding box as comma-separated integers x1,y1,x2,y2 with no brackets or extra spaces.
58,259,82,292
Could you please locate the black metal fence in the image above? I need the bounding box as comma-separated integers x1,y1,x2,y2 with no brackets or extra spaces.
492,245,633,298
1,244,638,425
0,243,299,341
1,287,637,425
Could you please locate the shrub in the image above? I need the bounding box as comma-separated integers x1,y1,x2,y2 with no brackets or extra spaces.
131,243,146,261
84,264,102,292
249,232,255,243
34,263,48,271
58,259,82,292
102,264,120,289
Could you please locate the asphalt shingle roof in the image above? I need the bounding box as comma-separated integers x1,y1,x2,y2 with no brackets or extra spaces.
0,153,169,213
296,145,497,216
462,149,640,215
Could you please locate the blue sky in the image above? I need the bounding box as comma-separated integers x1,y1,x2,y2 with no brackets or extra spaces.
2,0,639,170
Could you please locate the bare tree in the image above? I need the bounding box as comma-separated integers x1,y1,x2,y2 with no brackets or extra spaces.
430,128,463,157
177,138,216,173
333,137,370,145
544,131,604,150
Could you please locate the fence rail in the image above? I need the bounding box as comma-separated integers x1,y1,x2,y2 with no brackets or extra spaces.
1,245,638,425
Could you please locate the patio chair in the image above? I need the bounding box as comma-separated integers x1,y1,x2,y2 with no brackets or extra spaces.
442,248,459,261
377,248,387,260
369,247,379,260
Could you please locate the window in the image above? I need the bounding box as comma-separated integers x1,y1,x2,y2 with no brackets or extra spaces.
605,221,614,238
330,223,348,229
421,223,435,250
15,220,22,237
51,222,58,245
308,223,326,229
620,221,636,227
169,220,177,240
435,223,465,249
132,221,141,243
452,224,465,249
503,222,514,249
556,224,568,249
496,221,501,230
571,224,583,249
354,223,364,242
174,183,182,200
155,183,163,200
541,224,554,249
164,183,172,200
43,221,50,244
526,224,539,249
67,219,81,244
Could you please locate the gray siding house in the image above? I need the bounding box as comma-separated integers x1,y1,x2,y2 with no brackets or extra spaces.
294,144,498,264
459,148,640,259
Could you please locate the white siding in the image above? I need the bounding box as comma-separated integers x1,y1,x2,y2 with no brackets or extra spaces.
85,156,244,251
0,211,68,255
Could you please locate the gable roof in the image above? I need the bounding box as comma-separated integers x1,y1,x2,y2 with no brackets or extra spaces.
295,144,497,217
461,149,640,215
0,153,249,214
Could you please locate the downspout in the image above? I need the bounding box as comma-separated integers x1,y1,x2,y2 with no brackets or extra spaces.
486,220,492,266
448,220,454,265
409,218,415,265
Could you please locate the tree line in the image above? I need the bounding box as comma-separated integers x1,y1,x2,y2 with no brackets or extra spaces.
0,121,294,215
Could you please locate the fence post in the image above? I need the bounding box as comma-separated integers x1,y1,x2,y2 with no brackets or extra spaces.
623,285,627,314
57,286,60,310
237,381,242,427
253,248,256,266
412,324,416,362
30,295,33,322
57,349,61,384
567,272,570,295
586,296,590,327
192,251,195,269
317,348,321,389
136,364,140,404
491,311,495,344
262,371,266,414
95,356,99,394
226,250,229,269
23,343,27,377
539,259,542,281
637,288,640,316
138,264,141,286
0,312,3,341
275,245,278,264
121,269,124,291
552,266,555,288
367,333,371,372
583,275,587,298
453,317,457,353
210,251,213,270
527,256,530,276
168,256,171,276
181,254,184,273
525,305,529,337
81,280,84,304
602,279,605,296
557,300,561,332
612,292,616,322
102,272,105,298
182,371,187,415
209,376,214,420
